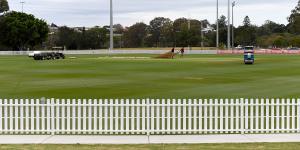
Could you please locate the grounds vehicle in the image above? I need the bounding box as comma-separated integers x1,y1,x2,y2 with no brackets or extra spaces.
287,47,300,50
235,45,243,50
29,51,65,60
244,46,254,64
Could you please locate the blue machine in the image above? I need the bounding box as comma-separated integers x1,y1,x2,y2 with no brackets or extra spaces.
244,46,254,64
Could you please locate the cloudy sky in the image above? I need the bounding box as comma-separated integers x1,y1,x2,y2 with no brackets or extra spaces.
8,0,298,27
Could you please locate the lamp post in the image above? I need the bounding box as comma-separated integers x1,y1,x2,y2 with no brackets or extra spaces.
232,1,236,49
188,18,191,50
20,1,25,13
216,0,219,48
201,21,204,47
227,0,231,50
109,0,114,51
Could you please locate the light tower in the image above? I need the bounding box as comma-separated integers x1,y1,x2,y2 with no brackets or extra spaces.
216,0,219,48
20,1,25,13
109,0,114,51
227,0,231,49
232,1,236,49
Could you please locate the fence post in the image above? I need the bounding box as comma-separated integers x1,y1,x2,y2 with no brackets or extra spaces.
292,98,296,133
9,99,13,134
51,98,55,135
151,99,155,135
287,99,291,133
298,99,300,133
240,98,244,134
0,99,2,134
245,98,249,134
266,98,270,133
146,98,150,136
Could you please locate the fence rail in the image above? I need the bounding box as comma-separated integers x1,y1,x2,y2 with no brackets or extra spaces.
0,98,300,135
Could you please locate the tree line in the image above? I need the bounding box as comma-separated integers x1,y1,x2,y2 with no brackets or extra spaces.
0,0,300,50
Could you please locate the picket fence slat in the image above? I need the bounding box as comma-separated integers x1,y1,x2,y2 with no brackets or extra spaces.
220,99,223,134
225,99,229,133
282,99,285,132
298,99,300,133
287,99,291,133
271,99,275,133
292,99,295,133
110,100,114,134
0,98,300,135
115,100,118,134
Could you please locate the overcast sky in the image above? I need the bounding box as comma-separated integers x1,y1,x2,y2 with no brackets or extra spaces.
8,0,298,27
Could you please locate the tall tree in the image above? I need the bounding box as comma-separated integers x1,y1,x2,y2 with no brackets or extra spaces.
85,27,109,49
173,18,203,47
113,24,124,34
112,24,124,48
148,17,173,47
0,0,9,14
123,22,148,47
235,16,257,46
288,0,300,34
0,11,49,50
243,16,251,27
257,20,286,36
55,26,80,50
215,15,228,47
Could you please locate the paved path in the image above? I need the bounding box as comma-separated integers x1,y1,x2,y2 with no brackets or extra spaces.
0,134,300,144
0,50,218,55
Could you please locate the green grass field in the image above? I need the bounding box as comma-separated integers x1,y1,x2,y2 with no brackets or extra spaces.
0,54,300,99
1,143,300,150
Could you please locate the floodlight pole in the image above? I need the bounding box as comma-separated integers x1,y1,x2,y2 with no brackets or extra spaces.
216,0,219,48
188,18,191,50
201,21,204,47
232,1,236,49
20,1,25,13
109,0,114,51
227,0,231,50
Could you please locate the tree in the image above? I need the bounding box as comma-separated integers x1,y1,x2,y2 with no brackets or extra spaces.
50,26,109,50
257,20,286,36
113,24,124,34
243,16,251,27
256,33,297,48
0,11,49,50
288,0,300,34
216,15,228,46
123,22,148,47
0,0,9,14
55,26,80,50
290,35,300,47
173,18,203,47
85,27,109,49
159,20,174,47
173,18,188,33
148,17,173,47
273,36,289,48
235,16,257,46
173,18,188,47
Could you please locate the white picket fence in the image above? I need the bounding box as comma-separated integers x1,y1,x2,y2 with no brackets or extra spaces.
0,98,300,135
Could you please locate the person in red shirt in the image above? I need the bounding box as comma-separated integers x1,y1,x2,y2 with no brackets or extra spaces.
180,47,185,57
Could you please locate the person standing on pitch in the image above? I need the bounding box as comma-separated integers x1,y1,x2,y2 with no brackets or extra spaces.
180,47,185,57
171,47,175,59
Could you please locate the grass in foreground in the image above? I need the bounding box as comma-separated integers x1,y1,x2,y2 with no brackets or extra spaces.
0,54,300,98
1,143,300,150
